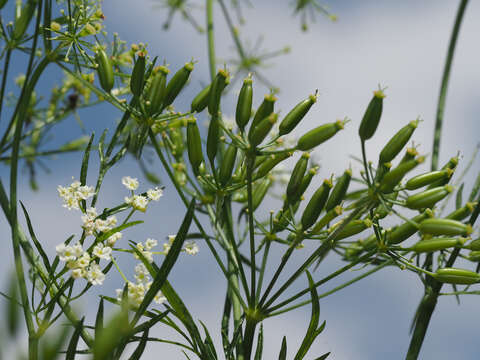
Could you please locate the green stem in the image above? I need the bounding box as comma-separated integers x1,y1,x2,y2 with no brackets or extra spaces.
206,0,216,81
246,155,256,307
242,317,257,360
0,49,12,123
218,0,246,59
431,0,469,171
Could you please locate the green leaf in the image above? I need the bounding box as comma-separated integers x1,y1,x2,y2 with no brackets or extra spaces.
93,308,130,360
132,309,170,334
95,298,104,338
314,352,331,360
200,320,218,360
254,323,264,360
80,133,94,186
96,221,143,243
20,201,51,272
65,317,84,360
279,336,287,360
129,329,149,360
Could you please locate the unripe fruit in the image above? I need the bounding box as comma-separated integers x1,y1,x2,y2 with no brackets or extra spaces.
248,113,278,147
358,88,385,141
405,185,452,210
419,218,473,237
130,52,146,97
164,62,194,107
379,119,418,163
433,268,480,285
325,169,352,211
235,75,253,130
249,94,277,135
286,153,309,202
95,49,114,93
279,93,317,136
186,118,203,176
301,179,333,230
297,119,346,151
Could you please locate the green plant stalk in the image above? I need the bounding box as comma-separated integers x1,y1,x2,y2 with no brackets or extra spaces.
267,259,393,317
149,130,247,309
243,317,257,360
246,155,257,307
407,2,469,359
0,49,12,123
266,249,378,314
255,238,271,304
206,0,216,81
431,0,469,171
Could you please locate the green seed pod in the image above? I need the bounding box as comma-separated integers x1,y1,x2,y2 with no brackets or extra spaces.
252,177,273,211
373,191,397,219
130,51,146,97
311,205,343,234
273,201,301,232
146,66,169,115
250,94,277,133
248,113,278,147
468,251,480,262
379,156,424,193
374,162,392,183
236,75,253,130
446,202,477,221
405,185,452,210
95,49,115,93
465,238,480,251
385,210,433,245
420,218,473,237
427,156,458,189
164,61,194,107
296,167,318,200
219,144,238,186
233,188,248,203
170,128,185,161
206,115,220,164
325,169,352,211
279,93,317,136
301,179,333,230
405,169,453,190
379,119,419,163
433,267,480,285
297,119,346,151
186,117,203,176
411,237,466,253
399,146,419,165
358,88,385,141
191,84,211,113
208,69,229,116
331,219,373,240
13,1,35,40
286,153,310,201
255,152,292,180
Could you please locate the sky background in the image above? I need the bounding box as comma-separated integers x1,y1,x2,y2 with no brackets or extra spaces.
1,0,480,359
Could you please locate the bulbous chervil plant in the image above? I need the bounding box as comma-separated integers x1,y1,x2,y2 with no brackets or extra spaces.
0,0,477,359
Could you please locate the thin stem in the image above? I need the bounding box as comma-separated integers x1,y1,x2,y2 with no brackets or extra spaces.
206,0,216,81
218,0,246,59
246,156,256,307
431,0,469,171
0,49,12,123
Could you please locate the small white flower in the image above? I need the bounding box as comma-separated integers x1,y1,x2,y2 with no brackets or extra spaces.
132,195,148,212
94,219,113,233
56,243,76,262
58,179,94,210
124,196,133,204
86,264,105,285
154,290,167,304
134,243,153,263
77,253,91,268
77,185,95,200
145,238,158,250
71,268,86,279
184,241,199,255
147,187,163,201
122,176,139,190
134,263,150,284
163,235,176,254
107,232,122,246
93,243,112,260
72,243,84,257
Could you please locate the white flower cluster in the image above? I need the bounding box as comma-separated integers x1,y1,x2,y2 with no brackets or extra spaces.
55,242,111,285
134,238,158,263
57,179,95,210
122,176,163,212
115,263,166,308
163,234,199,256
81,207,120,244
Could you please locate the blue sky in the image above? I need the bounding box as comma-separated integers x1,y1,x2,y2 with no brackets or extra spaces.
1,1,480,359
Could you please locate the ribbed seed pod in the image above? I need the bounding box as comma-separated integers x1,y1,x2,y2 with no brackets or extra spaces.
250,94,277,135
325,169,352,211
95,49,114,93
255,152,292,180
186,118,203,176
405,185,452,210
296,167,318,200
13,1,35,40
218,144,238,186
379,120,419,163
433,268,480,285
399,147,419,165
385,210,433,245
206,115,220,164
410,237,466,253
379,156,424,193
286,153,310,201
164,62,195,107
311,205,343,234
208,69,229,116
466,238,480,251
405,169,453,190
446,202,477,221
191,84,211,113
236,75,253,130
279,93,317,136
330,219,372,241
374,162,392,183
297,119,346,151
427,156,458,189
130,52,146,97
420,218,473,237
301,179,333,230
468,251,480,262
358,89,385,141
170,128,184,161
248,113,278,147
147,66,169,115
252,177,272,211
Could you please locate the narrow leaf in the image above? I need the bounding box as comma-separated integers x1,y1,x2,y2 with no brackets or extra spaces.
279,336,287,360
254,324,264,360
95,298,104,338
66,317,85,360
129,329,149,360
456,183,464,210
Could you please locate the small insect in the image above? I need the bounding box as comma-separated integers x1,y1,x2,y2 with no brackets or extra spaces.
67,92,79,110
